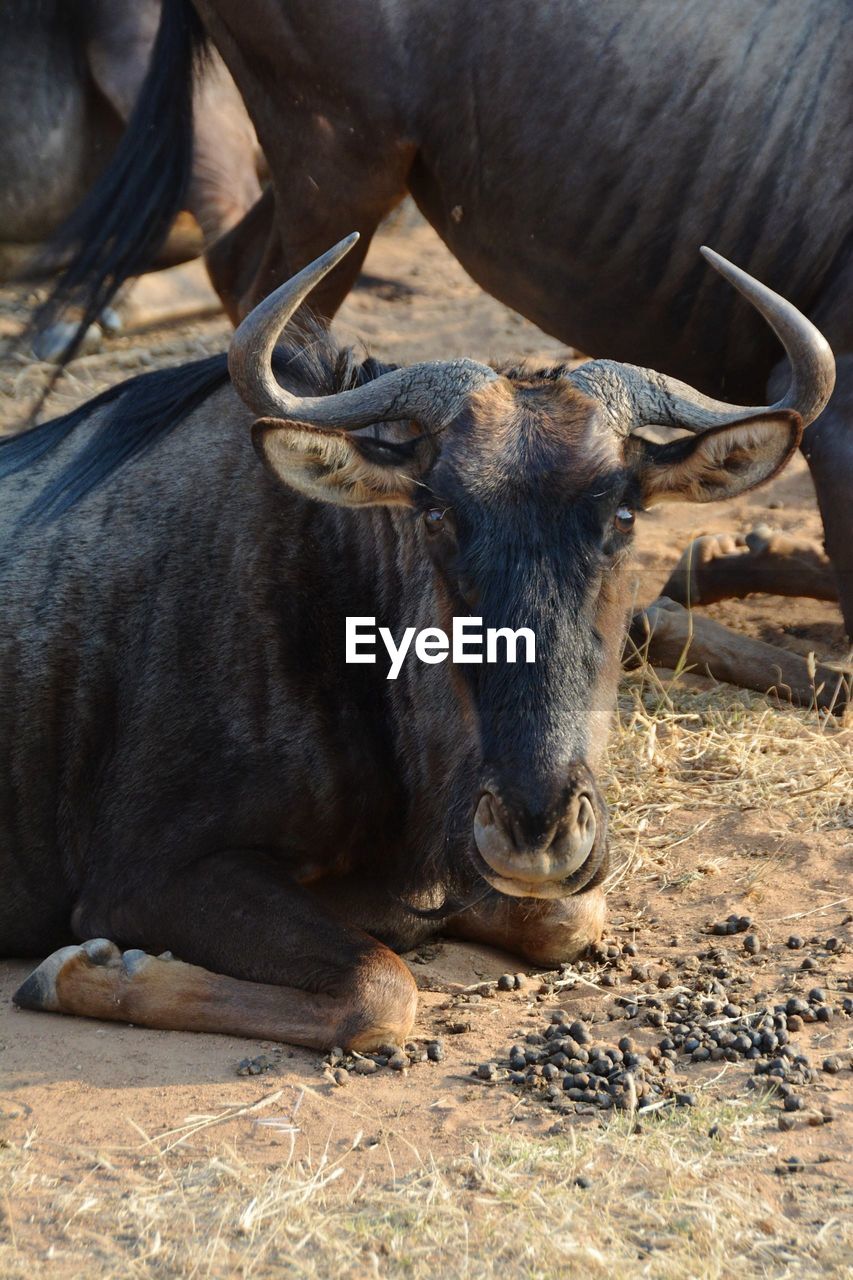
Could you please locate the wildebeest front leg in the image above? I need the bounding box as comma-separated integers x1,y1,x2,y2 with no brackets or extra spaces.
13,853,417,1051
630,598,848,713
661,527,839,607
444,889,607,970
307,872,607,970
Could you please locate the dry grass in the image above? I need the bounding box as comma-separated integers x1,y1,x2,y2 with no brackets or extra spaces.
603,668,852,895
2,1096,851,1279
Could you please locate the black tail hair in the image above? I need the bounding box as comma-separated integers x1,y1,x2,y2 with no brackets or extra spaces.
28,0,207,368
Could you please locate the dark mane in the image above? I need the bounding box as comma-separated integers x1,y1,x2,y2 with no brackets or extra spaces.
0,333,396,523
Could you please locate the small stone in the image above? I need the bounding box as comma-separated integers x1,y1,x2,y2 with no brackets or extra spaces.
787,935,804,949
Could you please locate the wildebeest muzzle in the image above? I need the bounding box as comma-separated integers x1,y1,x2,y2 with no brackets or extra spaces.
472,762,608,899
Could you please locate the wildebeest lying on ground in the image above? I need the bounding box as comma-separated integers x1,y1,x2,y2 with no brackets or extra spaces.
1,0,260,356
41,0,853,635
3,238,835,1050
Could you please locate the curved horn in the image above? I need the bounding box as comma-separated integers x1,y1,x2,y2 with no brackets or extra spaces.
569,247,836,432
228,233,498,430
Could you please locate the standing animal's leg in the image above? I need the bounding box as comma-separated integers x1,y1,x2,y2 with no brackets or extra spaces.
796,355,853,637
661,527,839,607
629,598,848,714
444,889,608,970
209,181,408,324
204,188,282,325
183,55,262,248
13,852,416,1051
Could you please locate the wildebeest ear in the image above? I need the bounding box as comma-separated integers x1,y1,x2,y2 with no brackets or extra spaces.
638,411,803,505
251,419,428,507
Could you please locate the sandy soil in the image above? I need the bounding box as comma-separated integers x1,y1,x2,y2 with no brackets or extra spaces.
1,208,851,1275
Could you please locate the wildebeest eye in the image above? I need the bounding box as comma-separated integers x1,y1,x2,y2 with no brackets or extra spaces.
423,507,448,531
614,505,635,534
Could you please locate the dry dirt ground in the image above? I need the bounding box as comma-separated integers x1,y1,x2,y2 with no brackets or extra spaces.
0,209,851,1277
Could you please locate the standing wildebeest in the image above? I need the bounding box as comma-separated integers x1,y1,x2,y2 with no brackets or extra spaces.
1,0,260,351
2,238,835,1049
37,0,853,634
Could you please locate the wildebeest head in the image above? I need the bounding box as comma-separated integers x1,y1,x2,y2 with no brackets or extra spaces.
230,235,835,900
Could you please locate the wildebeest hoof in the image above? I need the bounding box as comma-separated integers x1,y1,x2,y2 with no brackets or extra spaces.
97,306,122,336
636,596,686,638
31,320,103,363
661,532,746,605
13,938,119,1011
121,948,151,976
84,938,121,965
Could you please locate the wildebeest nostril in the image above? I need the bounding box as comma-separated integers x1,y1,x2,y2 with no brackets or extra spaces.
473,791,513,855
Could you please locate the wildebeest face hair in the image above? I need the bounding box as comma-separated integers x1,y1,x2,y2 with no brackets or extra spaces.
256,358,802,901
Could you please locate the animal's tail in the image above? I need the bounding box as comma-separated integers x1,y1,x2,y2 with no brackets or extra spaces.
28,0,208,365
